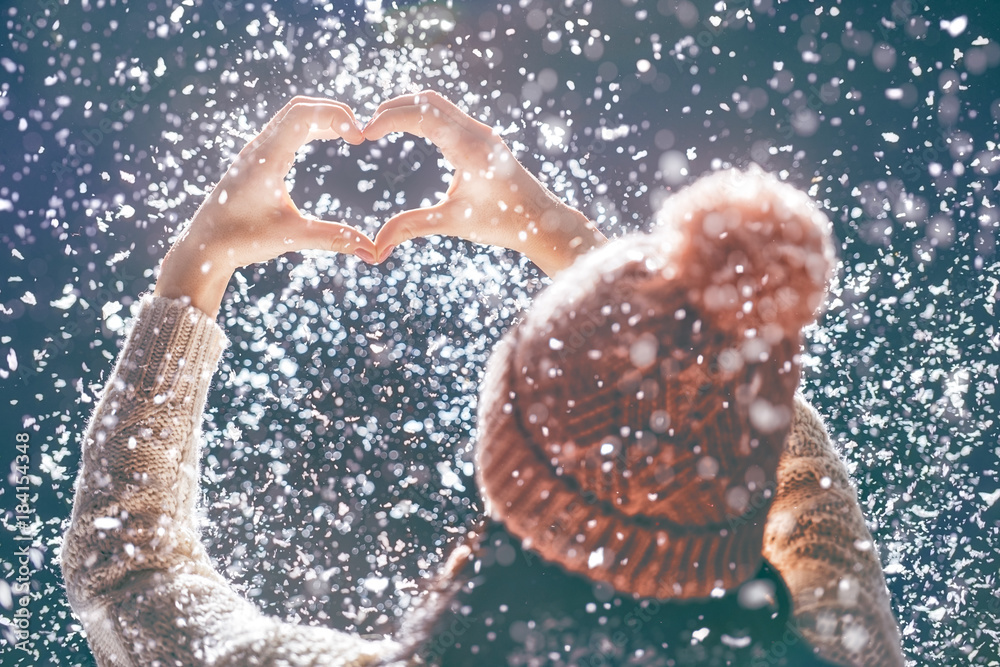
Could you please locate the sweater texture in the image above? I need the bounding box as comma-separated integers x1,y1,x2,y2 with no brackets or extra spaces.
62,295,903,666
62,295,399,666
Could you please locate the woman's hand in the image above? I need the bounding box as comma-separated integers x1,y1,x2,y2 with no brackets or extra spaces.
363,91,607,277
154,96,377,316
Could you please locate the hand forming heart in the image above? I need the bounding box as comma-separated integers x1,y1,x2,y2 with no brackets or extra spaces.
117,93,907,667
154,94,606,317
363,91,605,271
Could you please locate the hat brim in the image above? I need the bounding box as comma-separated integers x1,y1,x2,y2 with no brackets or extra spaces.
476,328,771,600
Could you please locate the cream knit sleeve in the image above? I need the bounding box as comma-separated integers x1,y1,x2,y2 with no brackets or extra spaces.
61,295,399,667
762,396,905,667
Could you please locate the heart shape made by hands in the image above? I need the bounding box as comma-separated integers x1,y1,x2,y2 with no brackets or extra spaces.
272,93,603,276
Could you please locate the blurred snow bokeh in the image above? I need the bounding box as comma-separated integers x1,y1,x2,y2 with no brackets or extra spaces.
1,0,998,664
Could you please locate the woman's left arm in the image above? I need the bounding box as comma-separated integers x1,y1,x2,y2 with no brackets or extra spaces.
61,97,399,666
363,91,607,276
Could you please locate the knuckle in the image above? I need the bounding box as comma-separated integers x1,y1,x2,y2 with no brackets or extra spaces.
395,220,414,241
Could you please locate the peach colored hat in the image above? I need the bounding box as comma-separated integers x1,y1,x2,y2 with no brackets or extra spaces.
475,168,833,599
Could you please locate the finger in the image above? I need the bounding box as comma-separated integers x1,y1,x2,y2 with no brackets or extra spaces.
250,96,353,151
374,202,459,258
291,216,377,259
365,91,491,146
275,101,363,151
256,102,364,171
372,91,490,135
363,105,430,141
364,106,481,171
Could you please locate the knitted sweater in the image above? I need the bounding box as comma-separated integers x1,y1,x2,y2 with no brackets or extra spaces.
61,296,398,666
763,398,904,667
62,296,903,667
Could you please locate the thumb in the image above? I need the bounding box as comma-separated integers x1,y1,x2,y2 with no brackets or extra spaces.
294,216,376,261
374,202,457,262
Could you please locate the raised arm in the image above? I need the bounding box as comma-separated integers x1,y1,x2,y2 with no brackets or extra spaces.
764,398,905,666
378,108,904,664
363,91,607,275
61,97,399,667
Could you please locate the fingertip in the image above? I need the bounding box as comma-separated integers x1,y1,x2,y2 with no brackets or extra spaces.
362,116,388,141
343,131,365,146
376,244,396,264
374,220,407,256
355,248,376,264
334,117,364,144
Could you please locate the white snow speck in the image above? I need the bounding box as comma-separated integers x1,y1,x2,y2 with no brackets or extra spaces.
738,579,777,610
278,358,298,377
436,461,466,492
50,293,77,309
102,301,123,318
629,333,658,367
841,624,870,651
884,562,905,575
720,633,752,648
93,517,122,530
911,506,940,519
941,16,968,37
363,576,390,595
979,489,1000,508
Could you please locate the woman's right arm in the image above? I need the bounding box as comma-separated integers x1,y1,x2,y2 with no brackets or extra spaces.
366,97,904,665
763,398,905,667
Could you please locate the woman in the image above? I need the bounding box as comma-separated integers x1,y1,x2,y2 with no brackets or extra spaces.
61,93,902,666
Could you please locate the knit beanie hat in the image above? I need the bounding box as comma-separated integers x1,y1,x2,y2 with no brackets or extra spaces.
475,168,834,599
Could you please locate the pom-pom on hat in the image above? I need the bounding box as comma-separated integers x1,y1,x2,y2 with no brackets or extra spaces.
475,168,834,599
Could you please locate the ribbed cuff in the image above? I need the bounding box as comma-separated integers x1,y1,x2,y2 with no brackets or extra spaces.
115,295,228,404
63,296,228,606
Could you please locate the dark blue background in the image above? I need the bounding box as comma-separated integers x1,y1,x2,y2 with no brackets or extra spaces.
2,0,999,665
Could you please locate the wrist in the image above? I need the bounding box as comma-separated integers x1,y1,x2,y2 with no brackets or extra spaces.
153,235,235,318
521,193,608,276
